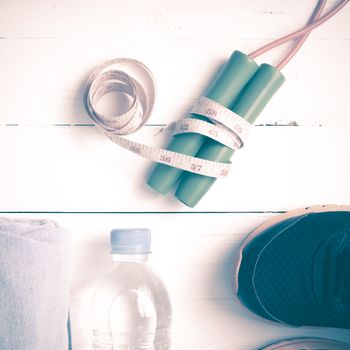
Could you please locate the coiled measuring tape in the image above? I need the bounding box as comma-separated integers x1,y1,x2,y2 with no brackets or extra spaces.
84,58,251,178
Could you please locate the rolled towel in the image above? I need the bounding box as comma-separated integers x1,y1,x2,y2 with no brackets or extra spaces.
0,218,71,350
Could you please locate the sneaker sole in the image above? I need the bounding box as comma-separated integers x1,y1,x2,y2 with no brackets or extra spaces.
233,204,350,297
260,337,350,350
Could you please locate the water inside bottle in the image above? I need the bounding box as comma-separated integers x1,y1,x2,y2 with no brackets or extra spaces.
92,269,171,350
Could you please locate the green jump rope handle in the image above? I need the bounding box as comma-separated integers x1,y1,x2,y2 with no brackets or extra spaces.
175,64,285,207
147,51,258,195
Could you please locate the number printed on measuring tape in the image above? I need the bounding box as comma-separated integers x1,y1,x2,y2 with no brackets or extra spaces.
84,59,251,178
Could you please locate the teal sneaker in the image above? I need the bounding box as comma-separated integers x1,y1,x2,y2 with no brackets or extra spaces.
235,205,350,328
260,337,350,349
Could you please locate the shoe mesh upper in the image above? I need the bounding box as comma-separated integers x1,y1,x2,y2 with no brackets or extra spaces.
238,211,350,328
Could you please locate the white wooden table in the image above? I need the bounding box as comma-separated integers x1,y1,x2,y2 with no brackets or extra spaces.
1,1,350,349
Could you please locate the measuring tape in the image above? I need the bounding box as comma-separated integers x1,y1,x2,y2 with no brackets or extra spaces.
84,59,251,178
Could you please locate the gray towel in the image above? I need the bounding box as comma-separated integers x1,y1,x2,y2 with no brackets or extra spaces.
0,218,71,350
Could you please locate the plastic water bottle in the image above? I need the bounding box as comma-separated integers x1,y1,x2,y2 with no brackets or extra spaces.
92,228,172,350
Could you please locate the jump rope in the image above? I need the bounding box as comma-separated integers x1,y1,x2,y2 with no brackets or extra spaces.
84,0,349,207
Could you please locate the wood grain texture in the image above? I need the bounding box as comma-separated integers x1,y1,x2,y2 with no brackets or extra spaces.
1,0,350,348
0,38,349,126
1,125,349,212
0,1,349,126
2,213,350,349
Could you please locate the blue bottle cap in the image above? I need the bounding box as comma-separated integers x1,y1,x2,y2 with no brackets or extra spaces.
110,228,151,254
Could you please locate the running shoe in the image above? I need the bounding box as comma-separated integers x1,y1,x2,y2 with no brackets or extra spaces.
260,337,350,350
235,205,350,328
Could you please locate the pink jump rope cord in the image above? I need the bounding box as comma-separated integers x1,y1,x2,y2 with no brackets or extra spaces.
276,0,327,70
249,0,349,69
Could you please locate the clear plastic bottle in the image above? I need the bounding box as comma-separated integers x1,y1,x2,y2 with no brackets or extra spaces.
92,228,172,350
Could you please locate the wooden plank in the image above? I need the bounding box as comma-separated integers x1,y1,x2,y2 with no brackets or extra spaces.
1,1,349,40
0,38,349,126
1,125,349,212
1,212,349,349
0,1,349,126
